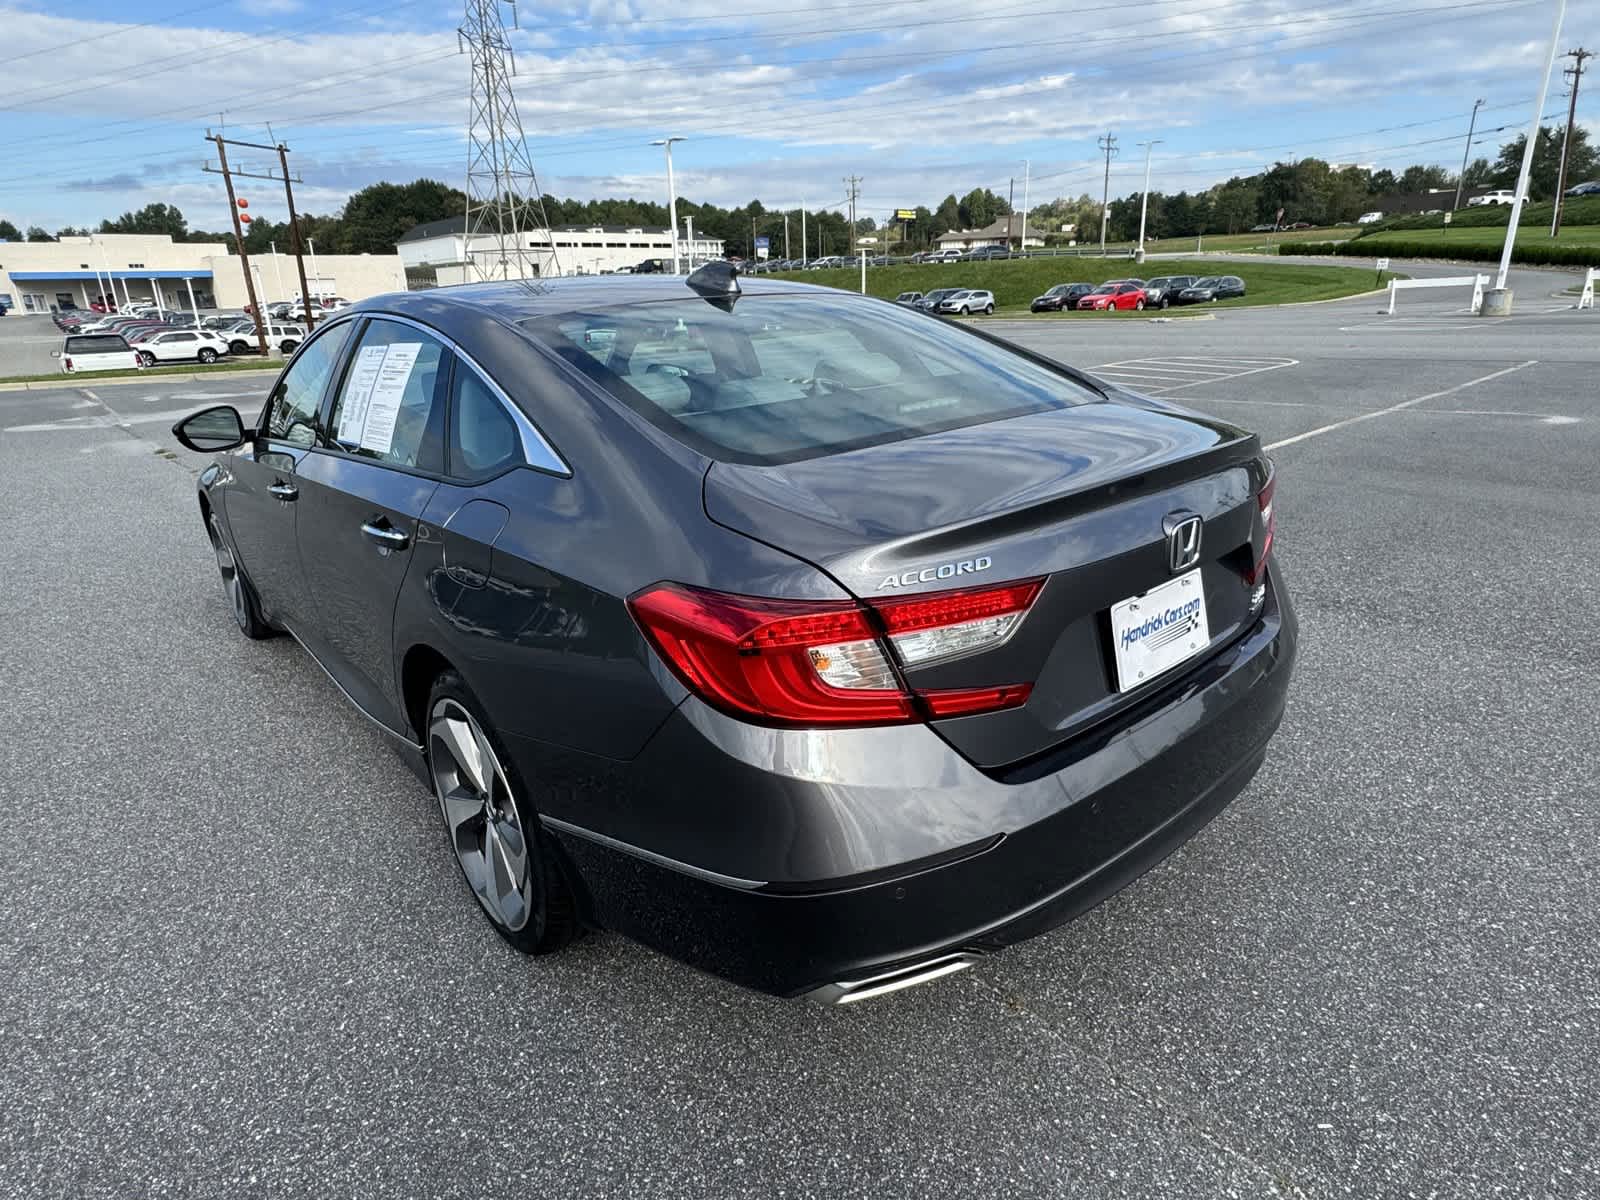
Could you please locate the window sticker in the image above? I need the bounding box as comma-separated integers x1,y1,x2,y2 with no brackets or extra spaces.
337,342,422,454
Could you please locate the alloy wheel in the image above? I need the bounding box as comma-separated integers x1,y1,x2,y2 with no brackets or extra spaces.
429,699,535,933
208,515,248,628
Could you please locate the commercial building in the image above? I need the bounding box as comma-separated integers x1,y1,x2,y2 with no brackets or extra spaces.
398,217,724,283
934,215,1044,252
0,233,406,314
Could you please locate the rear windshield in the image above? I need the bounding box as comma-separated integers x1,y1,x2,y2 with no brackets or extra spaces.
522,294,1101,465
65,335,130,354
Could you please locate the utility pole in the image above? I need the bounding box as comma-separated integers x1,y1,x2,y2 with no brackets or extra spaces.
277,142,315,330
1136,139,1163,256
1098,133,1119,256
1454,98,1485,211
784,211,790,259
203,133,268,357
1008,177,1015,249
801,205,807,261
843,175,862,247
1552,47,1593,236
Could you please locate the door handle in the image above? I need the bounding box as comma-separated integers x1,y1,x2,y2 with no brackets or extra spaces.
361,520,411,551
268,481,298,501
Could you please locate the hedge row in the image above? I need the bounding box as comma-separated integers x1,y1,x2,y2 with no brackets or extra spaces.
1282,239,1600,267
1363,195,1600,234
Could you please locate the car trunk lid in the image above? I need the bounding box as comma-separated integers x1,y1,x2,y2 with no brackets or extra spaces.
704,399,1269,769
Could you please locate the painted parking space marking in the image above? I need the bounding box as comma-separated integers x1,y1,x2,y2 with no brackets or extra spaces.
1092,355,1298,394
1264,361,1538,451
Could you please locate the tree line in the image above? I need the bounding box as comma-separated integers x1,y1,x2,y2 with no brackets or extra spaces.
4,125,1592,257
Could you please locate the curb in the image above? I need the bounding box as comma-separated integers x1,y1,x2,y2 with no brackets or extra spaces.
0,368,280,393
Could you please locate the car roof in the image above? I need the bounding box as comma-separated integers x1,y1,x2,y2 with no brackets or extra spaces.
351,274,855,326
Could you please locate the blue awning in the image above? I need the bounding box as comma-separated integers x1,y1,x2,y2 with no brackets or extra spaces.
6,270,214,280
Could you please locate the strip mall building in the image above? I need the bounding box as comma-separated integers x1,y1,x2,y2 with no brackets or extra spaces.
0,233,406,314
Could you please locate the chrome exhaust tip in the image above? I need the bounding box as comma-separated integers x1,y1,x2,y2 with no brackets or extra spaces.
804,952,982,1005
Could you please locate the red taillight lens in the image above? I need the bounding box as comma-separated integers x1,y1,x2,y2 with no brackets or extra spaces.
1247,464,1277,587
628,583,913,726
628,579,1042,728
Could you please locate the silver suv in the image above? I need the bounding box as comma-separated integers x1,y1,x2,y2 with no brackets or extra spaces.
936,289,995,315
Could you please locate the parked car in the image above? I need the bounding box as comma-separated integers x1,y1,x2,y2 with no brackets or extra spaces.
133,328,232,366
914,287,961,313
1142,276,1198,309
54,332,141,373
1076,280,1148,312
170,268,1295,1002
1030,283,1093,312
1249,223,1278,233
1467,190,1524,207
1563,180,1600,197
1176,276,1247,304
894,291,924,307
226,323,305,356
202,314,247,330
925,248,964,263
963,245,1010,261
937,289,995,315
1356,211,1385,224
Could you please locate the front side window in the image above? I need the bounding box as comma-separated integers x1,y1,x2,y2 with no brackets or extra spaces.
524,293,1100,465
264,320,353,447
327,318,446,471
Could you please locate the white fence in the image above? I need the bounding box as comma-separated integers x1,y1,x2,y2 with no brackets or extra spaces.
1385,273,1490,315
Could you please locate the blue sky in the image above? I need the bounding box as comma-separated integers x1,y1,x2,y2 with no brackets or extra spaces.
0,0,1594,233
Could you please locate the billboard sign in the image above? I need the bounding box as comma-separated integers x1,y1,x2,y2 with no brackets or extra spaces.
755,235,770,260
894,208,916,222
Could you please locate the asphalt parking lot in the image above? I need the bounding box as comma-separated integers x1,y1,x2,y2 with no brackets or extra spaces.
2,262,1597,1199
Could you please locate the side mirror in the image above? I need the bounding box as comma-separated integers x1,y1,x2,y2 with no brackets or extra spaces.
172,404,248,453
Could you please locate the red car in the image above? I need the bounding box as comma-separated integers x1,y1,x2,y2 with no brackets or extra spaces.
1077,280,1148,312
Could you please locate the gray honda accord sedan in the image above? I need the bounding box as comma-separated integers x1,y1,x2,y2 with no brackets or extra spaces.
174,264,1296,1004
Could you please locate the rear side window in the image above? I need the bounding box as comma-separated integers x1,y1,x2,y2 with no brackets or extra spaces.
448,366,524,479
327,318,446,472
523,294,1099,465
65,335,129,354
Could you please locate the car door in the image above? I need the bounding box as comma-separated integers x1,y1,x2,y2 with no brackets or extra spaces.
223,319,357,628
291,315,448,730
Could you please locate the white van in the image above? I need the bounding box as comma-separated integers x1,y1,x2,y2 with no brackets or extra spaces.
55,333,142,374
1356,211,1385,225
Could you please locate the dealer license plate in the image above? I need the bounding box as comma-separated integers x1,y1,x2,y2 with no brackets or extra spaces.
1110,570,1211,692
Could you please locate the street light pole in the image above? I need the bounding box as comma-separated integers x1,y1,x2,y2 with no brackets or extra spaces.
1020,158,1030,257
1136,139,1163,255
651,136,685,273
1495,0,1567,294
1454,98,1485,212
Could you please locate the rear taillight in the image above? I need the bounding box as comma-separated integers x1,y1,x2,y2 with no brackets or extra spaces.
1247,463,1277,587
628,579,1042,728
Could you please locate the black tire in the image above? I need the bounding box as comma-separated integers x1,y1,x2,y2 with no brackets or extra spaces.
425,670,578,955
1160,296,1170,309
1135,298,1146,311
984,303,994,314
207,513,274,639
138,350,156,366
281,340,299,355
197,347,217,364
959,305,970,315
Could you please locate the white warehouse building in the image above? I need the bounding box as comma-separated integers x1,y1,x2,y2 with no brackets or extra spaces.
398,217,724,282
0,232,407,314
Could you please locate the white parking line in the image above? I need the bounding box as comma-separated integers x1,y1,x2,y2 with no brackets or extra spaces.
1094,355,1299,395
1264,361,1538,451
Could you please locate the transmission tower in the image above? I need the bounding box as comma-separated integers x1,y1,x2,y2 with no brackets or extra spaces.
460,0,559,280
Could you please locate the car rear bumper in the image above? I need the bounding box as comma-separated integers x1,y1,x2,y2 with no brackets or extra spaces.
541,563,1297,999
